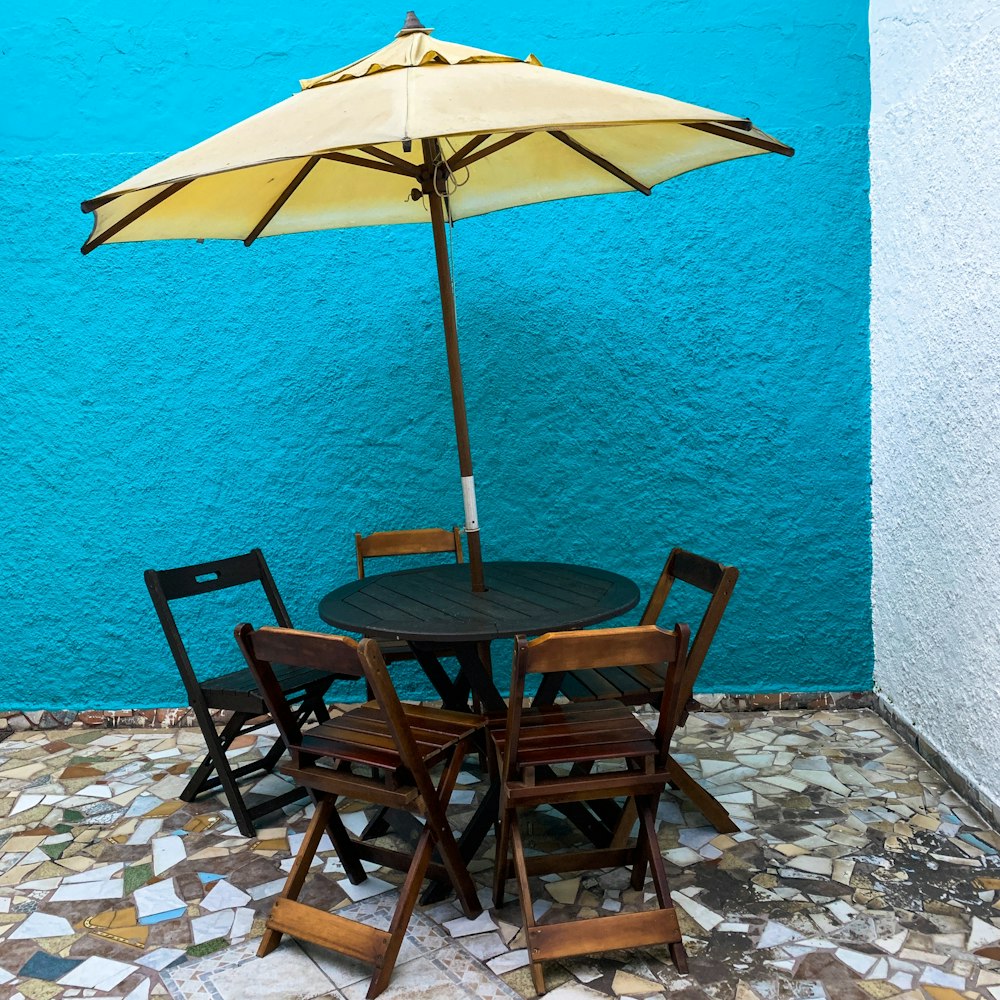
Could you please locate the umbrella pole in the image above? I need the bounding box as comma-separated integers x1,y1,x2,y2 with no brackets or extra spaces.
424,143,486,593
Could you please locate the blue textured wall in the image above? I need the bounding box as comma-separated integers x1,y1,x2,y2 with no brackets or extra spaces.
0,2,871,708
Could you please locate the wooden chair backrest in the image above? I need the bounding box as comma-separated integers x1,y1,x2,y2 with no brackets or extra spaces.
506,624,690,781
234,625,362,755
639,548,739,706
355,527,463,578
357,638,456,825
145,549,292,699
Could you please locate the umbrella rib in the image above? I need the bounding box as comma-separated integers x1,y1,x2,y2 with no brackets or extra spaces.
447,134,492,169
321,150,419,176
683,121,795,156
358,144,421,175
80,179,194,254
244,155,321,247
548,131,651,196
451,132,531,170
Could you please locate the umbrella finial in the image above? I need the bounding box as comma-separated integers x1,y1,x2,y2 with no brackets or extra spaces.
397,11,432,36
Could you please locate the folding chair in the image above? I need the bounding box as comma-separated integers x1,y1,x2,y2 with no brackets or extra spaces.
492,624,691,995
355,526,492,704
145,549,338,836
533,548,739,833
235,625,484,999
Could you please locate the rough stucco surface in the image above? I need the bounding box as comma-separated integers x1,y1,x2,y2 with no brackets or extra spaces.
1,2,871,708
870,2,1000,806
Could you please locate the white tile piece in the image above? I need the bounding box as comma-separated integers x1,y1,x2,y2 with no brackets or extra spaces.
487,949,530,974
288,832,334,855
63,862,124,883
249,878,286,900
671,890,723,932
755,922,802,950
714,921,750,934
134,879,185,921
230,906,255,940
341,811,370,836
888,971,913,990
969,916,1000,951
10,794,43,816
835,948,877,976
786,856,834,877
124,979,151,1000
866,957,890,980
663,847,702,867
337,875,395,902
77,784,114,799
52,879,125,902
0,966,14,984
191,909,236,944
444,910,497,937
151,834,187,876
9,911,75,939
826,900,858,924
17,876,62,891
58,956,137,990
126,819,163,845
919,966,965,989
678,827,717,850
797,769,853,797
200,879,252,911
280,856,322,873
135,948,185,972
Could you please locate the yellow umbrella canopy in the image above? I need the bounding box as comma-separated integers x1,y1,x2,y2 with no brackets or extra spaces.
81,13,793,590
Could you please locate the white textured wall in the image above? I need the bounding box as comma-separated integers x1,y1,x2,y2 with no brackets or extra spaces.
871,1,1000,807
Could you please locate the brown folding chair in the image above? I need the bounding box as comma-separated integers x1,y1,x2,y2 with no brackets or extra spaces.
533,548,739,834
355,526,492,703
492,624,691,995
144,549,339,836
235,625,484,999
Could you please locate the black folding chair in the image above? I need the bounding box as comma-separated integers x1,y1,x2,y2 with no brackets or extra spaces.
145,548,342,835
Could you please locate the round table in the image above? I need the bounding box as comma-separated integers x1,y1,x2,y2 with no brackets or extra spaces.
319,560,639,645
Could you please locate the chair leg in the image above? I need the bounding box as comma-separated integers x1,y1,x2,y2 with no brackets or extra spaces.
259,795,334,957
184,707,259,836
427,739,481,918
321,797,368,886
254,728,289,775
636,795,687,974
304,684,331,723
367,824,436,999
181,710,246,802
610,797,639,850
666,756,738,834
493,804,514,908
511,814,546,995
629,797,649,891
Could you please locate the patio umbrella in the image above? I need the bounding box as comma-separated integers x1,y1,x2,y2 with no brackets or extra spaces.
81,12,793,592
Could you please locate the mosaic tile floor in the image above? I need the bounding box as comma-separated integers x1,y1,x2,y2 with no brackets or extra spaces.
1,708,998,1000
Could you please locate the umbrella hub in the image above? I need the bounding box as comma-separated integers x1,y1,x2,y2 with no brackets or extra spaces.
396,11,433,37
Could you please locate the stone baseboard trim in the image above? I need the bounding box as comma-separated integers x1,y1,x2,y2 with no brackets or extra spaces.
688,690,875,713
0,689,874,734
874,695,1000,833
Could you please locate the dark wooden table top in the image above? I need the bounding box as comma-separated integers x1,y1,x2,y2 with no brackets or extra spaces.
318,561,639,643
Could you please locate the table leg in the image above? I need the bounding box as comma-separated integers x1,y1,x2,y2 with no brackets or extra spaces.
409,644,471,712
453,643,507,715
